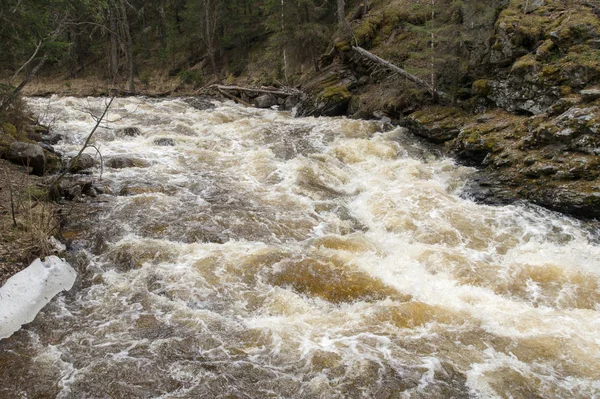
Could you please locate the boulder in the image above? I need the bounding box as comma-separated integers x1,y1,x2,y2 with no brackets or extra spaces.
105,156,150,169
8,142,46,175
70,153,96,173
40,133,63,145
115,127,142,137
184,97,216,111
525,0,545,13
154,138,175,146
284,96,300,109
254,94,278,108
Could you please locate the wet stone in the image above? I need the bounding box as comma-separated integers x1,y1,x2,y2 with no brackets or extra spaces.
115,126,142,137
105,156,150,169
153,138,175,146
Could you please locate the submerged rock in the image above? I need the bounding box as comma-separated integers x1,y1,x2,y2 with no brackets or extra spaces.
153,138,175,146
254,94,278,108
105,156,150,169
69,153,96,172
115,127,142,137
184,97,216,111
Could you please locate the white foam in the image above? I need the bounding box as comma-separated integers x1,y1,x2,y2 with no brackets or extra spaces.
0,256,77,340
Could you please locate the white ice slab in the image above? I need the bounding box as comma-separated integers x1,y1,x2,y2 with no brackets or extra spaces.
0,256,76,340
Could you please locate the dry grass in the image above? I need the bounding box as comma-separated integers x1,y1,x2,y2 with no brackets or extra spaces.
0,159,59,286
21,70,197,98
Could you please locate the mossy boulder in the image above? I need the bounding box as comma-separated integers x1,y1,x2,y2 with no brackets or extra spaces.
8,142,47,175
297,63,356,117
406,107,468,143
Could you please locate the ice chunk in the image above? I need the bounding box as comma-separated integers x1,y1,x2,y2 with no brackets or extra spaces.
0,256,76,340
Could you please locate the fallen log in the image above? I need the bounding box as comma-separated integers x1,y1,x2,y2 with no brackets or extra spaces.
209,84,301,97
216,88,253,107
352,46,450,101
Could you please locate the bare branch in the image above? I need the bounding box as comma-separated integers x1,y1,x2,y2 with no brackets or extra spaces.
12,40,43,82
50,96,116,189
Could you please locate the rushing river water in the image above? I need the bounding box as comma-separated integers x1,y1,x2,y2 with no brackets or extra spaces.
1,97,599,398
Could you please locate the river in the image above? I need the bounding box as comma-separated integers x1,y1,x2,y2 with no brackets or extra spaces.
1,97,599,398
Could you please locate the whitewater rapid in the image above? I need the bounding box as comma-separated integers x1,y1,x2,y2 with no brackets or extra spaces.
1,97,598,398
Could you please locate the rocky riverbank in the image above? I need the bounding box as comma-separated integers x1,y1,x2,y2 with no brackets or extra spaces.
292,0,600,219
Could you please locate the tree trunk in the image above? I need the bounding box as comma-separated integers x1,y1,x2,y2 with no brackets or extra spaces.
352,46,450,101
337,0,352,40
116,0,135,92
141,7,150,59
109,8,119,77
0,53,48,113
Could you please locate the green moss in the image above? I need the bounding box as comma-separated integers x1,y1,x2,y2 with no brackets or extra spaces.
563,45,600,68
1,122,17,137
472,80,490,96
335,40,351,53
536,39,556,60
320,86,351,103
355,14,385,44
410,106,467,127
511,54,538,74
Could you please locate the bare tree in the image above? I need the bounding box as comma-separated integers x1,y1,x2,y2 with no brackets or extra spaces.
337,0,352,40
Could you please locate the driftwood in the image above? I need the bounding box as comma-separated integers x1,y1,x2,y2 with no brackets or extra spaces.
216,88,253,107
209,84,301,97
352,46,450,101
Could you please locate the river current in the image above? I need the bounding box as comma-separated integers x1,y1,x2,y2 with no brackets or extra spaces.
1,97,599,398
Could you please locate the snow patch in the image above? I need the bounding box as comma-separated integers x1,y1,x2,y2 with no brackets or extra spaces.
0,256,76,340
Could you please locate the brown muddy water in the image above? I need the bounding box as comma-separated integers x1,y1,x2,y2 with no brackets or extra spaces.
1,97,599,398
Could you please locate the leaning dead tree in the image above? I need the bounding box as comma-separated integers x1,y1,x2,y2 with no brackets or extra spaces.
352,46,450,101
50,96,115,190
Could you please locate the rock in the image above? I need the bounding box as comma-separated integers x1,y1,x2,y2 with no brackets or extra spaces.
105,156,150,169
115,127,142,137
118,184,176,196
39,143,56,153
298,85,352,117
296,64,356,117
70,153,96,172
84,187,98,198
524,0,545,13
581,89,600,102
40,133,63,145
486,76,559,115
405,107,467,144
184,97,216,111
527,106,599,148
284,95,300,109
254,94,278,108
154,138,175,146
63,184,82,200
8,142,46,175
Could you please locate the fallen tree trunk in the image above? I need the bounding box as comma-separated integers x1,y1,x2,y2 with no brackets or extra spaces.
209,84,301,97
216,88,253,107
352,46,450,101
